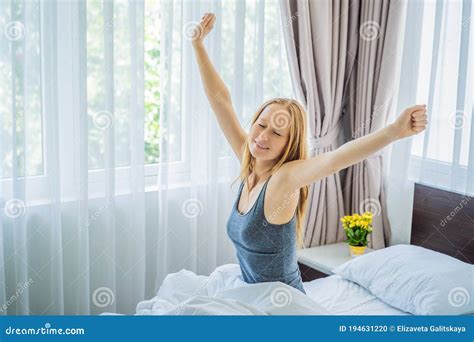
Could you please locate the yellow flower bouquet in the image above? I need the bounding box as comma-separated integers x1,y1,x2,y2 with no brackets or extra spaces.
340,212,374,256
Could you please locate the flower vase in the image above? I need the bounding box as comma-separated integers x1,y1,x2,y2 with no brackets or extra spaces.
349,245,367,257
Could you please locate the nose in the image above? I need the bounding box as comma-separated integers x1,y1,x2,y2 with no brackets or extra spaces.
258,132,269,142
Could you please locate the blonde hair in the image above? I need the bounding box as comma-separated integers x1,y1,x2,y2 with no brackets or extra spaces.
234,97,309,250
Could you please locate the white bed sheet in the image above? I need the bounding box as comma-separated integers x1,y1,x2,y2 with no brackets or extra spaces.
135,264,329,315
132,263,409,315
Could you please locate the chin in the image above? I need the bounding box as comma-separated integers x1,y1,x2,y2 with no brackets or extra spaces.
250,149,273,161
249,142,277,160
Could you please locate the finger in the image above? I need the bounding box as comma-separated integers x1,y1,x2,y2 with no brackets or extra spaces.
210,15,216,26
411,118,428,124
413,126,426,133
201,13,211,26
411,115,427,122
202,14,211,25
208,14,216,28
411,109,427,117
413,104,427,110
408,104,425,113
412,124,426,130
204,13,215,25
412,118,428,126
412,120,427,127
206,19,215,30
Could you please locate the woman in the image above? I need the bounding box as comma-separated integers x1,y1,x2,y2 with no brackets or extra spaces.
192,13,428,294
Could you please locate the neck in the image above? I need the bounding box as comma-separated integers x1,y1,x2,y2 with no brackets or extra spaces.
252,158,276,181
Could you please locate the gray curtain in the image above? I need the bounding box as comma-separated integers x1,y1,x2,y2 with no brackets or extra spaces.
280,0,406,249
280,0,359,247
343,0,406,249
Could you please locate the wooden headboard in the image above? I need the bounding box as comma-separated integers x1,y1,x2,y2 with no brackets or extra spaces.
411,183,474,264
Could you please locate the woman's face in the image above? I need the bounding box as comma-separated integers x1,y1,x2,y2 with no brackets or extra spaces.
248,103,291,161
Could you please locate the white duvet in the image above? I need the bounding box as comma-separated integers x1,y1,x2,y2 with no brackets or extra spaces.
136,264,330,315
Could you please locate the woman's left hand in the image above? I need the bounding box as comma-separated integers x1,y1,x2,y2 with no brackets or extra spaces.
388,104,428,140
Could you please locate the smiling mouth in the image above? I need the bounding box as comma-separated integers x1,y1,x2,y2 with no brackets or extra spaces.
254,141,269,150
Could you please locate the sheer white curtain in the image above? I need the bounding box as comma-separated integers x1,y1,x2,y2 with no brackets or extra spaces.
0,0,146,315
386,0,473,244
407,0,473,196
153,0,294,286
0,0,293,315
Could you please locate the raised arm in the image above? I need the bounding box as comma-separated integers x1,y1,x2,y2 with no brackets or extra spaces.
279,105,428,192
192,13,247,162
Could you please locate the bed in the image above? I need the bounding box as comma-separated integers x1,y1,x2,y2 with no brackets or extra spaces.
133,263,412,315
133,241,473,316
131,184,473,316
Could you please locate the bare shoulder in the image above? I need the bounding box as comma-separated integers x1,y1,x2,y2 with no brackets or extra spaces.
263,169,300,225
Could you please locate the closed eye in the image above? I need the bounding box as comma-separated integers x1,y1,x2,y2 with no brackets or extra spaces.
273,131,281,136
258,123,265,128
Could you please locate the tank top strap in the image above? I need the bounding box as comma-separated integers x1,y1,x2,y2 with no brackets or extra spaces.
237,179,245,195
255,176,272,207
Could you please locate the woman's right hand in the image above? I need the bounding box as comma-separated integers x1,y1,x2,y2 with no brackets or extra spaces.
191,13,216,46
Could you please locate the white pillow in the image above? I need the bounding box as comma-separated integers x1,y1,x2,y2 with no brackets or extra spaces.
332,244,474,315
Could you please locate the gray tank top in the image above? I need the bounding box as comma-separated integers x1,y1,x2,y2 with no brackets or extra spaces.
226,176,306,294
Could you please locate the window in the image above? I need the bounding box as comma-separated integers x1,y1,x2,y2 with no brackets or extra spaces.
1,0,43,178
1,0,294,181
401,0,474,195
